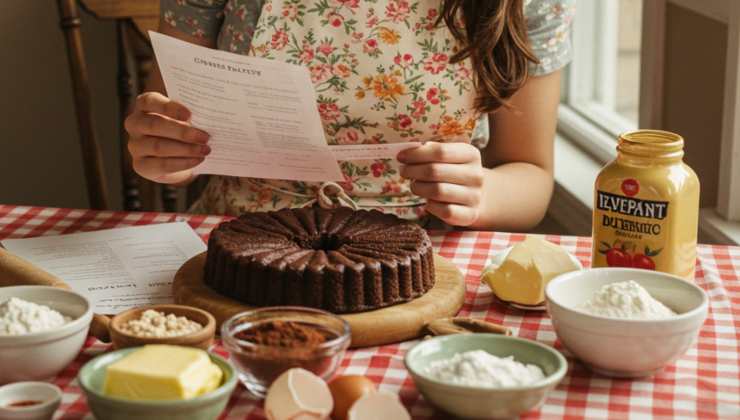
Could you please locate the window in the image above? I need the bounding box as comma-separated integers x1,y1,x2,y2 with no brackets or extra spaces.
553,0,740,241
558,0,643,163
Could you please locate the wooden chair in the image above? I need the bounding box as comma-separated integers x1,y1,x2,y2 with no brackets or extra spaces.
57,0,188,212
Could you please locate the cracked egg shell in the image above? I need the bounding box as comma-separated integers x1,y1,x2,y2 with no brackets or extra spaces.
265,368,333,420
347,391,410,420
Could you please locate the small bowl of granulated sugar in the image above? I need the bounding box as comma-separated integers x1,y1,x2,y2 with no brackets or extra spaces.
545,268,708,378
109,304,215,350
0,286,93,384
405,334,567,419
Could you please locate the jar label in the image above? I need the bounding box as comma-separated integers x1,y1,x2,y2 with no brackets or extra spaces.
593,188,668,271
597,190,669,220
621,178,640,196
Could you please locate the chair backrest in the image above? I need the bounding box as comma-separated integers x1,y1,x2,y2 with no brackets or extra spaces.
58,0,190,212
57,0,112,210
79,0,159,35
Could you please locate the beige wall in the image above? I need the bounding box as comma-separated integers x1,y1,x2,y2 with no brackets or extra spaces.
0,1,122,209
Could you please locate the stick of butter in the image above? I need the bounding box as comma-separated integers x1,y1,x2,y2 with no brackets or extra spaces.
103,344,223,400
482,237,580,306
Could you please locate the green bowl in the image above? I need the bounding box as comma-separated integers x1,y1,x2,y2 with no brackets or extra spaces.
78,347,238,420
405,334,567,419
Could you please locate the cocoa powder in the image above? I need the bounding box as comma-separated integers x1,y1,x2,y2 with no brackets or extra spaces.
235,320,335,347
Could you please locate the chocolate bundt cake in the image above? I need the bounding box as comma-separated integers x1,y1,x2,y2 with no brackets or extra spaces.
204,207,435,313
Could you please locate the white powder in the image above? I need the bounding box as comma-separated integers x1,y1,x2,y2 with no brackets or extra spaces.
425,350,545,388
579,280,676,319
0,297,72,335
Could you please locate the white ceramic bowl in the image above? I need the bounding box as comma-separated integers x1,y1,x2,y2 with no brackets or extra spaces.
0,381,62,420
0,286,93,384
545,268,708,377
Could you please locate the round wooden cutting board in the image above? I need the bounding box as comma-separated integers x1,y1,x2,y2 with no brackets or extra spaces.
173,253,465,348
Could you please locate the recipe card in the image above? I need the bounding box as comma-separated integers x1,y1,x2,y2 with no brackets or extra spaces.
1,223,206,314
330,142,421,161
149,31,344,182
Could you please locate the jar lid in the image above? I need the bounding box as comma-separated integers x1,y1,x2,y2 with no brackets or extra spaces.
617,130,684,159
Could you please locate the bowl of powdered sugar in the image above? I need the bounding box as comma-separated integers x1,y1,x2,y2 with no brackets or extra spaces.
0,286,92,384
545,268,708,378
405,334,567,419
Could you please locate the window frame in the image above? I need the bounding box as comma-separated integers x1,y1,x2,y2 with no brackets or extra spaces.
717,1,740,221
557,0,638,164
640,0,740,222
553,0,740,241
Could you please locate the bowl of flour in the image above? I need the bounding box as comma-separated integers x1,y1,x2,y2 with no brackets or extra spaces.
545,268,708,378
0,286,92,384
405,334,567,419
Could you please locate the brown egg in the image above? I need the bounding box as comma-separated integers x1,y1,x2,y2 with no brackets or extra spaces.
328,375,377,420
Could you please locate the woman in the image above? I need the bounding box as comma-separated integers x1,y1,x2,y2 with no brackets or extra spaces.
125,0,574,230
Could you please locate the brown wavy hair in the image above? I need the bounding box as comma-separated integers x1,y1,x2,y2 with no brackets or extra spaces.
440,0,538,114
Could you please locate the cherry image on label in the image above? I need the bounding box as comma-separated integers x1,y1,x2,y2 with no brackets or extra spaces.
632,254,656,270
598,240,661,270
605,248,632,267
621,178,640,196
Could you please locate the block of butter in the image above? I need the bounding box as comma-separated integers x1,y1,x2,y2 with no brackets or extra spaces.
482,237,581,307
103,344,223,400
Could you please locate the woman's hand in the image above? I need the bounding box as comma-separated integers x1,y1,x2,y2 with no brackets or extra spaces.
125,92,211,185
398,142,485,227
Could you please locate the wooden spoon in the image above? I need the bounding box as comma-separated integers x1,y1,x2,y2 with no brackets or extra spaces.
424,317,511,337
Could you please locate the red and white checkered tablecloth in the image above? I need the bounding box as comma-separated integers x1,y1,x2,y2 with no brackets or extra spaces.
1,205,738,419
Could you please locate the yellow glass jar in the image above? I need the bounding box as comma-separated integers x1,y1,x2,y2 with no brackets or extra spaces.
591,130,700,279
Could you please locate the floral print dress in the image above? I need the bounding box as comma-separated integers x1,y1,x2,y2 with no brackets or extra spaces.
161,0,575,220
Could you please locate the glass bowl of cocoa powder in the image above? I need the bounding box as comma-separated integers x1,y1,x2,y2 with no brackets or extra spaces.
221,307,350,398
